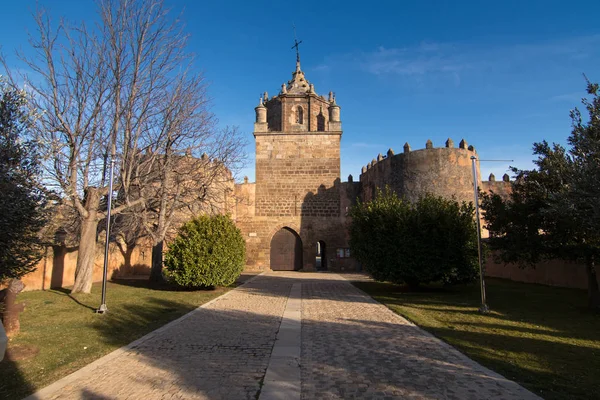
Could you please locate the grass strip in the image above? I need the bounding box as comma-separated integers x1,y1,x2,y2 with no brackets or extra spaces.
352,278,600,400
0,280,231,399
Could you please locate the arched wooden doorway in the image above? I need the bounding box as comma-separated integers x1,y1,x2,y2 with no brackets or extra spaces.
270,227,303,271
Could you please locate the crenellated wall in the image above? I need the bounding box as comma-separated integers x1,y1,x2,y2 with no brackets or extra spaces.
481,172,512,200
359,139,481,205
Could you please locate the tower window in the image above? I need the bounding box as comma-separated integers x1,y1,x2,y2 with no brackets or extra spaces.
296,106,304,124
317,111,325,131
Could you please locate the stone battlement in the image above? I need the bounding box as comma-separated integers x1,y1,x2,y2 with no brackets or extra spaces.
360,138,474,176
359,138,514,205
358,138,478,204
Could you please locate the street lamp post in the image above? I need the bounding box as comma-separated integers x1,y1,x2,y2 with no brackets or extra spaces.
470,156,489,314
97,154,115,314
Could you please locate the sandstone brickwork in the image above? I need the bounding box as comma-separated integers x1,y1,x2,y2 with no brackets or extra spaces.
16,58,535,288
235,60,359,272
236,60,511,273
359,142,480,205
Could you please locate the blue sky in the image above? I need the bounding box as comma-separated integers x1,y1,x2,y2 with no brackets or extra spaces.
2,0,599,182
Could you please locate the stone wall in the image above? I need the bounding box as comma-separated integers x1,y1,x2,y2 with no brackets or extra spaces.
481,177,512,199
16,154,235,292
234,178,361,272
485,255,600,290
359,140,480,205
19,240,152,292
254,133,341,218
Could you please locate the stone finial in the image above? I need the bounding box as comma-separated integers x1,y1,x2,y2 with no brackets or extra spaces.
201,152,208,160
488,173,496,182
328,91,333,101
404,142,411,153
281,83,287,94
445,138,454,148
348,174,353,183
263,92,268,101
503,173,510,182
459,139,467,149
255,97,267,123
185,148,192,157
468,145,475,151
377,153,384,162
362,166,367,173
426,139,433,149
387,148,394,157
243,176,249,184
309,83,315,93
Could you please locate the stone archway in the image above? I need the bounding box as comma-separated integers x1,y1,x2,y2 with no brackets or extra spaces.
270,227,303,271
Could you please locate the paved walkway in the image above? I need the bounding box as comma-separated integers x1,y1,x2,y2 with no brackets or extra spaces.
26,272,540,400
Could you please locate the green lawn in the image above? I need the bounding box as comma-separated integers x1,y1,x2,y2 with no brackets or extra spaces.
0,280,231,400
352,278,600,400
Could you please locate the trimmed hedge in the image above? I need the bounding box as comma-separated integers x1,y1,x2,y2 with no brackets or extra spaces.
349,188,479,287
164,214,245,288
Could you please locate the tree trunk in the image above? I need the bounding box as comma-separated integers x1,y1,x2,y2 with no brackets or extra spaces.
71,188,101,294
115,241,135,274
585,255,600,310
0,279,26,338
149,240,164,283
122,244,134,270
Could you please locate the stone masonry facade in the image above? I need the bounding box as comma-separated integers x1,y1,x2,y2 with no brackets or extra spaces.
234,59,509,272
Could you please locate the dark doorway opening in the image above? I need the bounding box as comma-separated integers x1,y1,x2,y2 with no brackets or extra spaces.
316,240,327,271
270,227,303,271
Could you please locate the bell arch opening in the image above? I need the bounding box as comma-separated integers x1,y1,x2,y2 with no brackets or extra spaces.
317,112,325,131
296,106,304,124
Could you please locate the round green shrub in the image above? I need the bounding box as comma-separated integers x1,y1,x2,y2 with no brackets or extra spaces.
349,188,479,288
164,214,246,288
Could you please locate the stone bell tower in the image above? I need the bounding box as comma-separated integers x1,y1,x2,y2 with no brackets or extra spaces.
253,57,343,219
254,63,342,135
244,47,345,271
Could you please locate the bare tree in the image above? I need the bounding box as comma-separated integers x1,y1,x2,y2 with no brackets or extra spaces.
1,0,243,293
131,121,243,283
106,9,245,283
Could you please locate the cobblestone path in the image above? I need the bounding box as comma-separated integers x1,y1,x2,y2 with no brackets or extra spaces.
27,272,540,400
29,274,297,400
301,274,540,400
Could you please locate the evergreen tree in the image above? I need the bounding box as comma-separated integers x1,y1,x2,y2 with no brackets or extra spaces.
349,188,479,288
482,80,600,310
0,79,48,283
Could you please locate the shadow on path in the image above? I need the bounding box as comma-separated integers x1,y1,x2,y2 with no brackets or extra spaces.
30,274,542,399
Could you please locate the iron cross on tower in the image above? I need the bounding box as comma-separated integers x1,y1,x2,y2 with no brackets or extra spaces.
291,24,302,64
